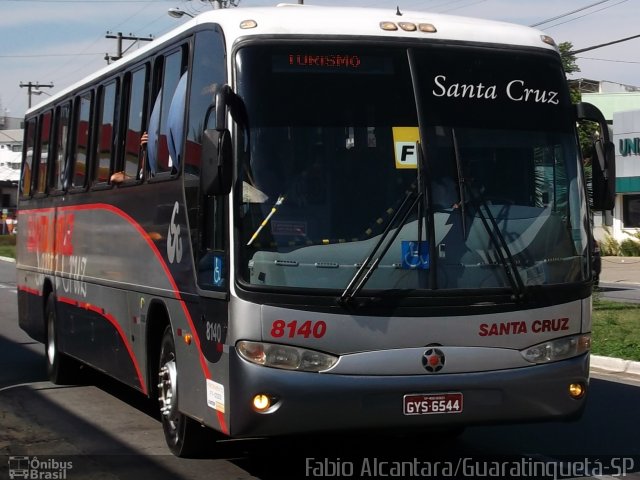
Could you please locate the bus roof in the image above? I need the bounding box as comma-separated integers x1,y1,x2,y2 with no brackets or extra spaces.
27,4,557,115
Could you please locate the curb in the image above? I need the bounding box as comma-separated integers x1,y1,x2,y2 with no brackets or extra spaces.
591,354,640,378
0,256,15,263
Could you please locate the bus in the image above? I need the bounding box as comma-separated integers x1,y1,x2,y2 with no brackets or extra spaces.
16,5,615,457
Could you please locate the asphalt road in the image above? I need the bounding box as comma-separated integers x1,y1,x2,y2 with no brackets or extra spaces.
599,256,640,303
0,259,639,480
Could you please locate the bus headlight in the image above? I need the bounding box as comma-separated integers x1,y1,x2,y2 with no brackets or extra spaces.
520,334,591,364
237,340,338,372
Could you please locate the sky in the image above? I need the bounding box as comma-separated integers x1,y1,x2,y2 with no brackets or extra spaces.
1,0,639,119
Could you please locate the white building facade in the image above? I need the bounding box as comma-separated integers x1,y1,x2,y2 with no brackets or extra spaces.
605,110,640,243
0,129,22,231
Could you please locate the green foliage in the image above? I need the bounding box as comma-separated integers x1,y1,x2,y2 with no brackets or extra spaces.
600,236,620,256
592,300,640,361
619,239,640,256
559,41,580,76
0,235,16,246
599,229,640,256
558,42,600,159
0,235,16,259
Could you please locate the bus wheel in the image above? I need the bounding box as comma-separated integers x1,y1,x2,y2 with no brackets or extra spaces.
158,325,214,457
45,295,79,385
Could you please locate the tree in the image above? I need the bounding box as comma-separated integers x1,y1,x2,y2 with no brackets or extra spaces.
559,41,599,168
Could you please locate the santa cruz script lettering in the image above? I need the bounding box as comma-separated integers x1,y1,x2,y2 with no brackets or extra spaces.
479,318,570,336
432,75,559,105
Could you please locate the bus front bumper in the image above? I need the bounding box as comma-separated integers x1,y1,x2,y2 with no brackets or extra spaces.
227,352,589,437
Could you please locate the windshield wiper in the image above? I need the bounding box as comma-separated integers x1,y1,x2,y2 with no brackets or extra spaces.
339,190,422,305
451,130,526,301
472,196,526,300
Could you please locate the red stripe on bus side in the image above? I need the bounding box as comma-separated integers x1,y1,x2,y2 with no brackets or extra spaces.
56,203,229,434
18,285,41,296
57,296,148,395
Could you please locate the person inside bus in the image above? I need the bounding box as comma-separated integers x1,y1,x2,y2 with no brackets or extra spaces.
110,131,148,184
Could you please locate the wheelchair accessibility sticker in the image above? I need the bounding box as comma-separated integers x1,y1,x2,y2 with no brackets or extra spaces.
401,241,430,270
213,255,224,288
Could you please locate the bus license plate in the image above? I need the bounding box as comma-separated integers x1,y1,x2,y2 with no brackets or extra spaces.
403,393,463,415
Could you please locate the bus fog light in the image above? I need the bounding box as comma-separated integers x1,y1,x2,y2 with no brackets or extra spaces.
521,334,591,364
252,394,272,412
237,341,338,372
568,383,586,399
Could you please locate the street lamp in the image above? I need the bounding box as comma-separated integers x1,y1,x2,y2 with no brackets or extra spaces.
168,7,194,18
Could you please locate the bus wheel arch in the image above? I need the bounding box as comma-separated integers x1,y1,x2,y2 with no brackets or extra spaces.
145,299,171,399
44,289,79,385
147,301,214,457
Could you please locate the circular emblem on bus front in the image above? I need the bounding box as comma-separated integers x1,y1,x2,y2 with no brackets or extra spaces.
422,348,445,373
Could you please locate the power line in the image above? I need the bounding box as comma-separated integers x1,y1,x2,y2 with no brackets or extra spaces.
0,0,173,2
577,56,640,64
541,0,628,30
19,82,54,109
438,0,488,13
104,32,154,64
0,53,103,58
529,0,615,27
572,32,640,54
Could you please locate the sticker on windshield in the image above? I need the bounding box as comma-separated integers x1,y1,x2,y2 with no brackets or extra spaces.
393,127,420,169
401,240,430,270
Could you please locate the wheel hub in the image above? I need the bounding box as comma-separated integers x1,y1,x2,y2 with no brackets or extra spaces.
158,360,178,419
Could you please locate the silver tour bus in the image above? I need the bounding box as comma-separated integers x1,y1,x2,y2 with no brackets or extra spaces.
16,5,615,456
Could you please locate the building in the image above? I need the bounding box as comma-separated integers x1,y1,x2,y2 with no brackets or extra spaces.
577,81,640,244
610,109,640,241
0,129,21,233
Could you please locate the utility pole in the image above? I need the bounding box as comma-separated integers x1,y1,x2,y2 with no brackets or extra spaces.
19,82,54,109
105,32,154,64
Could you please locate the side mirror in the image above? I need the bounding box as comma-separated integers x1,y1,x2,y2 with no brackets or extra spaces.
591,137,615,211
575,102,616,211
201,128,232,196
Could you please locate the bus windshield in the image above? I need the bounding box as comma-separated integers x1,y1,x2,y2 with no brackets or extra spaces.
235,43,589,293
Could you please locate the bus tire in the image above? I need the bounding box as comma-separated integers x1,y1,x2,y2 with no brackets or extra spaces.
158,325,214,457
45,295,79,385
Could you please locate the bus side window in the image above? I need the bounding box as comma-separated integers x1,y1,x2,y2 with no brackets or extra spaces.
94,80,119,185
51,103,71,192
122,65,148,181
185,27,227,289
36,110,53,194
20,118,38,198
148,47,186,177
71,92,94,189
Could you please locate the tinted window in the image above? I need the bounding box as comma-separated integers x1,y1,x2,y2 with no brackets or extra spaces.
52,103,70,191
95,81,118,184
72,93,93,188
623,194,640,228
123,66,148,180
20,118,37,197
37,111,53,194
148,48,185,176
185,28,228,289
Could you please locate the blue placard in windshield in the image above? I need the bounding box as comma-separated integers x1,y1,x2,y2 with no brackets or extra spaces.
401,241,430,270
